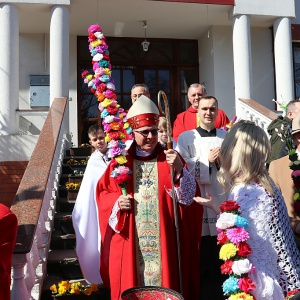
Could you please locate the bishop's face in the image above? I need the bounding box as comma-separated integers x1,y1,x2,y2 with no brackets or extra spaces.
133,125,158,152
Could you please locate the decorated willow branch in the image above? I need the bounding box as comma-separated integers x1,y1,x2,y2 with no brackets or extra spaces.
81,24,132,195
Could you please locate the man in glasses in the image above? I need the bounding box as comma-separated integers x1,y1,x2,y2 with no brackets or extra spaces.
96,95,203,300
172,83,229,142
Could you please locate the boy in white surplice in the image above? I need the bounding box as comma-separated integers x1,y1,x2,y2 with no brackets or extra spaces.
176,95,227,299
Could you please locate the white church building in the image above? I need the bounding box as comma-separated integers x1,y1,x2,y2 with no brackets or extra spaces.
1,0,299,154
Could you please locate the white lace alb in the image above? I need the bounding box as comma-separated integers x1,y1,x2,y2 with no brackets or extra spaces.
230,182,300,300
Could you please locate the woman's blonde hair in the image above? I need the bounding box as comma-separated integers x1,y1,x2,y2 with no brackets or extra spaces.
217,120,273,193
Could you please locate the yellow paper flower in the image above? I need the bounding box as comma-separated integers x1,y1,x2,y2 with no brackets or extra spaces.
86,74,93,81
104,68,111,76
219,243,238,260
50,284,57,293
123,122,130,129
115,155,127,165
102,98,113,108
105,135,111,143
91,39,102,47
294,193,300,201
228,292,255,300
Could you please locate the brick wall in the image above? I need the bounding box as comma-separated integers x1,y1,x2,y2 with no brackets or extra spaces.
0,161,28,208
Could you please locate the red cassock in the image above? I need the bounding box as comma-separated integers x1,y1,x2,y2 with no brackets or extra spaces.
173,106,230,142
0,204,18,300
96,142,203,300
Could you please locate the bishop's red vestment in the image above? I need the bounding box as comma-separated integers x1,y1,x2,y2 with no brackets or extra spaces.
173,106,229,141
0,204,18,300
96,142,203,300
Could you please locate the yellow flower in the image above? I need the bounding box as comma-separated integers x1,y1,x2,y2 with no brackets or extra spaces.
70,287,81,294
91,39,102,47
58,285,67,295
228,292,254,300
102,98,113,108
123,122,130,129
104,68,111,76
86,74,93,81
105,135,111,143
50,284,57,293
90,284,98,292
219,243,238,260
84,287,93,296
294,193,300,201
115,155,127,165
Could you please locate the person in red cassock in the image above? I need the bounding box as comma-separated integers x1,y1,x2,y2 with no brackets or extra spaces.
0,204,18,300
173,83,229,142
96,95,203,300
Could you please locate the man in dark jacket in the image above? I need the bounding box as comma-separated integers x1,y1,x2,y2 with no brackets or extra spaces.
267,99,300,168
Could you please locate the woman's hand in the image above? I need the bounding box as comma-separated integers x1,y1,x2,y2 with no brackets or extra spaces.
118,195,133,211
193,193,221,214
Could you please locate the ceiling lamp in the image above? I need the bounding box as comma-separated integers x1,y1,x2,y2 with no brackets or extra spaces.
141,21,150,52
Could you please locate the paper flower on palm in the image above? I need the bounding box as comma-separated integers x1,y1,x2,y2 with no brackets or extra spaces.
217,200,256,298
82,24,132,193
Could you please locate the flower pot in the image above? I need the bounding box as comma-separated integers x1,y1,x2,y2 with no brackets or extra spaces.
69,148,92,156
52,293,100,300
68,178,82,184
67,191,79,200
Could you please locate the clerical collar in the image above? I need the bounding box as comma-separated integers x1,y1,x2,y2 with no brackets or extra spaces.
136,146,155,157
196,126,216,137
128,141,163,161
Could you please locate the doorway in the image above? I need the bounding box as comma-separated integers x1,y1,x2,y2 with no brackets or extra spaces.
77,36,199,144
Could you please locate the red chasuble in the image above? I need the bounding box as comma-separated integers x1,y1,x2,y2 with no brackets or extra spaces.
173,106,230,142
96,142,203,300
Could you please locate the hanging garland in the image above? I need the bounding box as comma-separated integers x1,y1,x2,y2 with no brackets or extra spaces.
81,24,132,194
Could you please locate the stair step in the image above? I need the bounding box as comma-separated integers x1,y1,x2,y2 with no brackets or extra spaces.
48,249,77,263
52,230,76,240
41,149,112,299
50,230,76,250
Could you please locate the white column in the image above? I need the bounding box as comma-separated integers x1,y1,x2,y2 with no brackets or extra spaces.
50,5,69,104
0,4,19,135
273,17,294,103
232,14,252,116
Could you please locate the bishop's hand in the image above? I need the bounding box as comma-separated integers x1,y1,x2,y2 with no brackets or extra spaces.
164,149,183,174
118,194,133,211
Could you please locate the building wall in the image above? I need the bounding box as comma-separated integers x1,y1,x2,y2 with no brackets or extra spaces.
251,27,276,109
199,25,275,120
212,26,235,120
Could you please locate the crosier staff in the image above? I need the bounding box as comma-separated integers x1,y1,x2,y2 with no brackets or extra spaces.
158,90,182,295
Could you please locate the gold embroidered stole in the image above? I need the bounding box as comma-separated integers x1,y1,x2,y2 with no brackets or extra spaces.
133,158,161,286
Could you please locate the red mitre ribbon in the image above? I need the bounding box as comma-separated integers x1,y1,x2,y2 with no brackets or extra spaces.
127,113,159,129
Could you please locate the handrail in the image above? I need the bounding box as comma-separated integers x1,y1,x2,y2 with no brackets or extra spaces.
10,98,70,299
238,98,278,134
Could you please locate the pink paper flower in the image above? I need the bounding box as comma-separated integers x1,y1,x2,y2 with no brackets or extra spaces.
226,227,249,244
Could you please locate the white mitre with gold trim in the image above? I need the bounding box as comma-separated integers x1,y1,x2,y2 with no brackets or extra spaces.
127,95,159,129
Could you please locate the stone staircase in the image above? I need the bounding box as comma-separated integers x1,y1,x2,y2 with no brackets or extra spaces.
41,148,110,300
